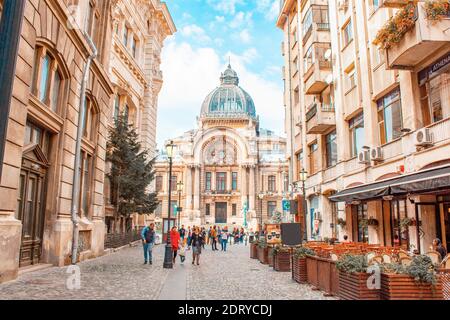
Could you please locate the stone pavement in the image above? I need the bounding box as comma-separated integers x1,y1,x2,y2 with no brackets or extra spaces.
0,242,335,300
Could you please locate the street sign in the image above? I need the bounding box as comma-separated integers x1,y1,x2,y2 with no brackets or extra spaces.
282,199,290,212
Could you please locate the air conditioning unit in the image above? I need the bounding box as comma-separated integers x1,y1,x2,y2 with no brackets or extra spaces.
370,146,383,161
358,150,370,164
414,128,433,147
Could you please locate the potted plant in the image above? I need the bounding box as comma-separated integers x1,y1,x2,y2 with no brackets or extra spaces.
273,245,291,272
336,254,381,300
268,245,275,267
250,238,258,259
257,238,269,265
381,255,443,300
359,218,369,229
424,0,450,21
292,247,315,284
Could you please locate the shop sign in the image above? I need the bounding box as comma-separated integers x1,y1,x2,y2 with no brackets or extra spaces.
418,52,450,85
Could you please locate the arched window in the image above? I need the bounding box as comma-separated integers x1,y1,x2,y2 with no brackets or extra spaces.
32,47,64,113
82,96,98,141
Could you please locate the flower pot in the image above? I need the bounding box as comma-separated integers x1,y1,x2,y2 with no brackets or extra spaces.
380,273,443,300
250,243,258,259
292,256,307,283
338,271,380,300
257,246,269,264
274,250,291,272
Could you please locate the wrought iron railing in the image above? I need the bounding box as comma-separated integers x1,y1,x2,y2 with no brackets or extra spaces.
104,227,144,249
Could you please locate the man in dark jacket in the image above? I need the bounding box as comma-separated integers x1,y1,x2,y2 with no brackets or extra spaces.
189,227,204,265
141,223,155,265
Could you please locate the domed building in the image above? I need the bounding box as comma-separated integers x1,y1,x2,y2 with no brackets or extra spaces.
153,65,288,230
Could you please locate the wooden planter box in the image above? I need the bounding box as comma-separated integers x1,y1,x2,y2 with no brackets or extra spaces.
250,243,258,259
268,247,274,267
306,255,339,296
381,273,443,300
338,271,380,300
257,246,269,264
292,256,307,283
274,250,291,272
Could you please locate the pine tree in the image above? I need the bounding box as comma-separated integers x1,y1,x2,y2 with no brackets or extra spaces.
107,114,159,217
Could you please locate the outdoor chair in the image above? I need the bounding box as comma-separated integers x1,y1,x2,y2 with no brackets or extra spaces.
425,251,441,265
382,254,392,264
369,255,383,265
366,252,376,262
440,254,450,269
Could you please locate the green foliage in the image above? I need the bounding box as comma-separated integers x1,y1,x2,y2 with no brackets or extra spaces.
399,217,413,230
107,114,159,217
337,218,346,228
272,244,290,255
381,255,438,285
336,254,368,273
294,247,315,258
257,238,267,248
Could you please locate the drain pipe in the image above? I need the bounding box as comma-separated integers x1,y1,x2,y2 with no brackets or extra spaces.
71,33,97,265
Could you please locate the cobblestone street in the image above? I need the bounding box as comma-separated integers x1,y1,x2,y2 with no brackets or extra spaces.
0,243,335,300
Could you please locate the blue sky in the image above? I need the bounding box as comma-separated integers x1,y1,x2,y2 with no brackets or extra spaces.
156,0,285,149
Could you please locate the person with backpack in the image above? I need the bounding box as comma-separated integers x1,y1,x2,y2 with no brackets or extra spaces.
211,226,218,251
221,227,229,252
141,223,156,265
179,225,186,244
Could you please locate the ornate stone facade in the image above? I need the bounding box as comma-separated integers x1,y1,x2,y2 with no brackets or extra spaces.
104,0,175,234
154,66,289,230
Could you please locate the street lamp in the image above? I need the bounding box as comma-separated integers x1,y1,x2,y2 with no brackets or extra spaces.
258,192,265,237
163,141,175,269
176,180,183,228
299,168,308,242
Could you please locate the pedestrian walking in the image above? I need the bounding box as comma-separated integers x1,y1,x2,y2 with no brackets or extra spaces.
141,223,156,265
211,226,218,251
240,228,245,244
189,227,204,265
201,227,206,249
208,226,212,245
221,227,229,251
179,225,186,244
170,226,180,264
187,226,192,247
249,228,255,243
179,242,186,263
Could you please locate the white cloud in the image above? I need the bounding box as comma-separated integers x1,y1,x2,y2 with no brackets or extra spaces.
157,40,285,148
256,0,280,21
238,29,251,43
207,0,245,15
215,15,225,23
180,24,211,43
229,11,253,29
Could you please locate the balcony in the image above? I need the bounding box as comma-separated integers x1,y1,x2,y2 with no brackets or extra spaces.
383,3,450,70
305,102,336,134
380,0,416,8
303,59,332,94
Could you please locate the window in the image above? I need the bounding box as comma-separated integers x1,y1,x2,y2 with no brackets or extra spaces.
356,203,368,243
24,121,50,155
419,63,449,126
123,25,129,47
78,151,92,217
32,48,64,113
206,204,210,216
131,36,137,58
82,97,97,141
113,95,120,120
205,172,212,191
304,45,314,73
155,176,163,192
342,20,353,47
232,204,237,216
325,130,337,167
284,174,289,192
170,175,177,192
296,150,303,180
232,172,238,191
377,88,403,144
303,8,313,37
309,142,319,174
349,113,365,157
124,105,130,123
216,172,226,192
345,66,356,91
268,175,276,192
155,203,162,217
370,0,380,12
391,199,410,249
268,201,277,217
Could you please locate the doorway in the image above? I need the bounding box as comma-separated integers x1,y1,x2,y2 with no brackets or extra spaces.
444,203,450,250
215,202,227,224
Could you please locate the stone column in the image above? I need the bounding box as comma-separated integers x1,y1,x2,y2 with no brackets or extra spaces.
194,165,201,211
186,165,193,210
249,165,256,211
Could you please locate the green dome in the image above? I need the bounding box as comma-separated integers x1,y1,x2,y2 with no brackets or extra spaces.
200,65,256,119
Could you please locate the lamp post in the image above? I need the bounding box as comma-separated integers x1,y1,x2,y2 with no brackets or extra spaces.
299,168,308,242
258,192,265,237
176,180,183,228
163,141,175,269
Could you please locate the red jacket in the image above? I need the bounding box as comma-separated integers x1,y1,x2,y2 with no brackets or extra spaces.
170,230,180,249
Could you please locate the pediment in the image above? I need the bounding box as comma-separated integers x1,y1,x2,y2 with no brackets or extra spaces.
22,143,49,166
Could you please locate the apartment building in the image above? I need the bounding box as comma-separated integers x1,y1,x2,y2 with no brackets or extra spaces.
103,0,176,235
278,0,450,252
